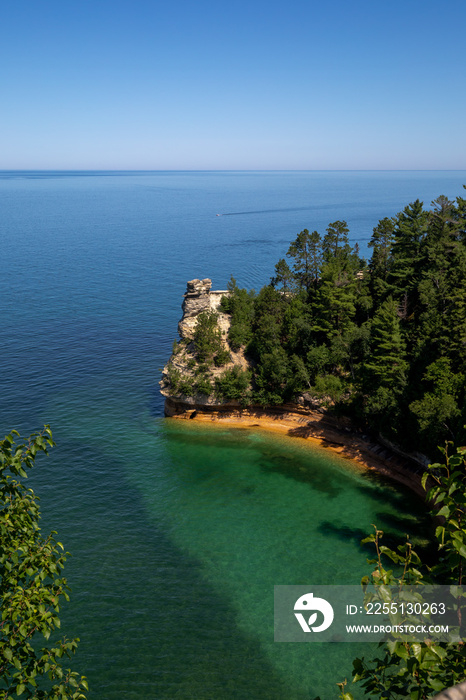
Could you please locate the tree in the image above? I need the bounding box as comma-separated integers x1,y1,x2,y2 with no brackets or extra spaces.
339,443,466,700
270,258,294,293
388,199,428,304
322,220,350,262
221,278,255,351
193,310,223,362
368,217,395,304
285,229,322,293
0,427,88,700
364,297,408,390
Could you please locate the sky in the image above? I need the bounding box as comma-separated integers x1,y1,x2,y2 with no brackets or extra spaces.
1,0,465,170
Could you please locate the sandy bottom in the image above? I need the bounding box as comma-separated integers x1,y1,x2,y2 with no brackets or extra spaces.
164,400,426,498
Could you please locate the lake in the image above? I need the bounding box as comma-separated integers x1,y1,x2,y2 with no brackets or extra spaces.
1,170,464,698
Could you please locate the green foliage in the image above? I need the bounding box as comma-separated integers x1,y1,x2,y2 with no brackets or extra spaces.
271,258,294,292
253,346,291,405
168,187,466,451
322,220,350,262
178,376,195,396
339,443,466,700
222,277,255,351
193,374,213,396
215,367,251,401
166,364,182,393
285,229,322,292
312,374,344,404
213,348,231,367
193,310,223,362
364,297,408,389
368,217,395,303
0,427,88,699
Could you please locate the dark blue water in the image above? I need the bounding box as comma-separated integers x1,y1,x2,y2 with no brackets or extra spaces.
1,171,464,699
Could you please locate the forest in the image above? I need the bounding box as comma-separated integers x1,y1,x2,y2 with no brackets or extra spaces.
168,188,466,461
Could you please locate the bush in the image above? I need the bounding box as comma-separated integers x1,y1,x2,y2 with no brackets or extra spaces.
194,374,213,396
214,348,231,366
215,367,251,400
179,377,195,396
166,364,181,393
313,374,344,402
193,311,223,362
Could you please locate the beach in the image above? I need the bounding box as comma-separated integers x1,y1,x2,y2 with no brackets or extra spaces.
164,397,427,497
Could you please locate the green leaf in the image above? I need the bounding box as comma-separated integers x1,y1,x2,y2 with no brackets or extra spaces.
452,541,466,558
429,678,447,692
394,644,409,659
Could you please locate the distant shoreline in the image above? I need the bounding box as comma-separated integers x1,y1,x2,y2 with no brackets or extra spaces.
164,398,427,498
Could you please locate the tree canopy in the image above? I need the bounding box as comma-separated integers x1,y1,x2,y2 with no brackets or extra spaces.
0,427,88,700
214,187,466,457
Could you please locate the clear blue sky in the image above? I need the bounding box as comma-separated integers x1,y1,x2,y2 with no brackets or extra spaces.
1,0,465,170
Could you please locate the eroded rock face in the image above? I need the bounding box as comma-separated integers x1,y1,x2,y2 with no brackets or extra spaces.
178,278,229,340
178,279,212,339
160,279,234,401
185,278,212,296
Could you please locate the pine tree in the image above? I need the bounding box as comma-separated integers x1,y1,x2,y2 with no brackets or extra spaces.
364,297,408,390
285,229,322,293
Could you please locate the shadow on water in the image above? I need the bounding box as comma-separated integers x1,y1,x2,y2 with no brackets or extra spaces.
35,440,311,700
316,519,429,559
162,422,344,498
355,480,435,550
257,449,343,498
317,521,375,555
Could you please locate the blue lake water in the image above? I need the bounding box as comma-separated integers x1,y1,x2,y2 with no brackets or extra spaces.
1,170,465,698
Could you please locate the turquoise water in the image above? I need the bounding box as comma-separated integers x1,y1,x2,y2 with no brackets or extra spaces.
1,171,463,698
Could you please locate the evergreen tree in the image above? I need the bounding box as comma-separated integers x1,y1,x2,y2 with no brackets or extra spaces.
368,217,395,305
322,220,350,262
365,297,408,389
270,258,294,292
388,199,428,305
285,229,322,293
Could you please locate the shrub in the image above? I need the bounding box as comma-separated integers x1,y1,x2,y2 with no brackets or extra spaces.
215,367,251,400
193,311,223,362
214,348,231,366
194,374,213,396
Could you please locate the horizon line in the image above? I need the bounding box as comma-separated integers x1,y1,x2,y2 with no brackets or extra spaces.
1,168,465,173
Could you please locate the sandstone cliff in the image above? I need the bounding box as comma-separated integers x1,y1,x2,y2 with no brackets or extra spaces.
159,278,250,408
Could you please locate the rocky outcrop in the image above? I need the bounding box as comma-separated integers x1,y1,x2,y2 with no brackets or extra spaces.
177,278,230,340
159,279,244,404
159,279,428,495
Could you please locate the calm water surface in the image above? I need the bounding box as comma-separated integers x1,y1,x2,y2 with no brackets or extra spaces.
1,171,464,699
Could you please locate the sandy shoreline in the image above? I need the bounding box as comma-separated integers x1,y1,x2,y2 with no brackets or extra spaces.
164,398,427,498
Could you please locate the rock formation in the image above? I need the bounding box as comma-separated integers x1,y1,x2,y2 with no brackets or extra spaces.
159,279,242,407
177,278,230,340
